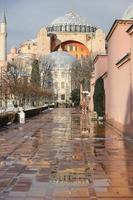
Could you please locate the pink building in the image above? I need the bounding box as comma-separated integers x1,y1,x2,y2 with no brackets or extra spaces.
91,19,133,135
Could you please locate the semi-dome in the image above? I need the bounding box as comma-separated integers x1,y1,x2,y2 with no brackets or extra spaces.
42,51,77,69
123,3,133,20
47,11,97,33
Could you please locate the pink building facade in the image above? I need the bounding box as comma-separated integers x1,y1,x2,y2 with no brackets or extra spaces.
91,20,133,135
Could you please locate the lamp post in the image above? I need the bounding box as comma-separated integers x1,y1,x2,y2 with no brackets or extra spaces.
82,90,89,114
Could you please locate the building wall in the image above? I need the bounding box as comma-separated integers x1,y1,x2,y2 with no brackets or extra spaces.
37,28,51,57
92,20,133,135
36,28,105,59
52,68,71,104
107,22,131,126
54,29,105,57
19,42,37,56
94,55,108,80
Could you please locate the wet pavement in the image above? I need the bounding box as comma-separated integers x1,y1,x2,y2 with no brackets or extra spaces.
0,108,133,199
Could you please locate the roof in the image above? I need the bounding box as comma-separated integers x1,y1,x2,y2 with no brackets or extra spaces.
1,11,6,24
93,54,107,64
106,20,133,41
41,51,77,69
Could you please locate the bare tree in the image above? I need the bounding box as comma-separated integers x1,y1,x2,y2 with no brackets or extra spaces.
2,59,53,108
71,56,94,91
39,56,54,89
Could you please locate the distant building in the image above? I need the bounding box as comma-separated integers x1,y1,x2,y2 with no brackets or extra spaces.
6,11,106,106
40,51,76,106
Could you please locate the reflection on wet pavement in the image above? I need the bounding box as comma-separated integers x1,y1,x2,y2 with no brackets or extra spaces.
0,108,133,199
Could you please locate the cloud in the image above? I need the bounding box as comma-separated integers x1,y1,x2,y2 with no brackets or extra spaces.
0,0,132,51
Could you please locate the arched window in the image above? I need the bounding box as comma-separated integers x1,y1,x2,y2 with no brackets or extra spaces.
60,26,63,31
75,25,78,32
80,25,82,32
65,25,67,31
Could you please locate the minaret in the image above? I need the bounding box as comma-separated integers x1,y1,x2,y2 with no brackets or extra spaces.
0,11,7,62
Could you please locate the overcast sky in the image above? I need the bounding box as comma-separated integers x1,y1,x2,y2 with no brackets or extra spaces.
0,0,133,51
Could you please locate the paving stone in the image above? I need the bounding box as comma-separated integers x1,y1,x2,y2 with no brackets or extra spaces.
0,108,133,199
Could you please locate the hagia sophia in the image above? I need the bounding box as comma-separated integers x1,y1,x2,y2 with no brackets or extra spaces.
7,11,106,61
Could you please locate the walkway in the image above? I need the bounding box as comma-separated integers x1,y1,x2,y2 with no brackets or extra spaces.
0,108,133,199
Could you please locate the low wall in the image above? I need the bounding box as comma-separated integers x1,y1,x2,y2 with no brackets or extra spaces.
0,105,54,128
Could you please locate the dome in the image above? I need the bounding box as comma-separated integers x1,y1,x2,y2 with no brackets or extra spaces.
123,3,133,20
42,51,77,69
47,11,97,33
50,11,88,26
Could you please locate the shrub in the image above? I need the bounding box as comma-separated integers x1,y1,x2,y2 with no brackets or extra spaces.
93,77,105,117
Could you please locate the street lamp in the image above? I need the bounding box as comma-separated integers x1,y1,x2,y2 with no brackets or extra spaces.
82,90,89,114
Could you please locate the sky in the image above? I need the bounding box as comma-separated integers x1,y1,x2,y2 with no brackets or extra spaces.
0,0,133,52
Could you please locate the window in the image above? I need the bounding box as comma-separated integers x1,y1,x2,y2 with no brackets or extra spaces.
61,94,65,100
73,46,76,51
55,82,58,89
65,25,67,31
76,54,78,59
67,45,70,51
81,54,84,59
61,82,65,89
53,26,57,31
86,26,90,32
54,72,58,77
60,26,63,31
64,46,67,52
61,72,65,77
75,25,78,32
57,26,60,31
70,45,73,51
